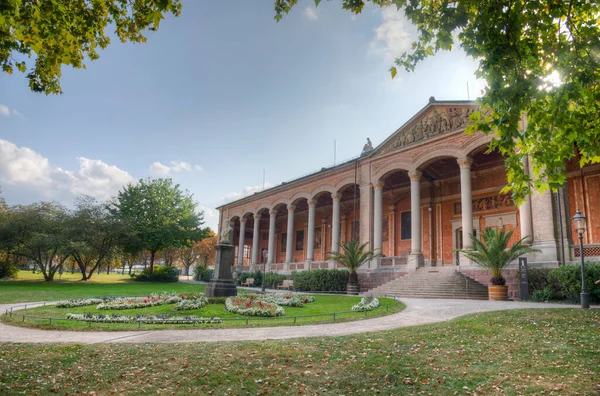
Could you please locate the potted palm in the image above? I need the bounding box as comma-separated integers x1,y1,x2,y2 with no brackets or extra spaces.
328,240,383,295
458,227,538,300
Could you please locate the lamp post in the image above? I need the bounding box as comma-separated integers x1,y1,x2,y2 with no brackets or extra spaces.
261,249,268,293
571,208,589,309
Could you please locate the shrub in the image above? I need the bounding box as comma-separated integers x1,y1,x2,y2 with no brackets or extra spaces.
351,297,380,312
193,266,213,282
547,262,600,303
132,266,179,282
531,287,556,302
174,296,208,310
0,261,18,279
238,270,264,287
264,272,290,289
291,269,348,292
206,296,227,305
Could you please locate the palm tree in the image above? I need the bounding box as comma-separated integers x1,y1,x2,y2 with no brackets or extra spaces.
328,240,383,285
458,227,539,285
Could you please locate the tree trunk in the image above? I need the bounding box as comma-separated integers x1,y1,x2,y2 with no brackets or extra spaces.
185,265,190,276
71,263,75,274
107,264,110,275
122,261,126,275
150,250,156,273
128,264,133,275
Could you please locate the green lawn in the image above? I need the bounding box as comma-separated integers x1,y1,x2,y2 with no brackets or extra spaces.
1,309,598,395
2,294,402,330
0,273,205,304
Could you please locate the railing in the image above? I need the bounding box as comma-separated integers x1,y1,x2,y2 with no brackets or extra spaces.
3,294,403,329
571,244,600,258
455,251,469,298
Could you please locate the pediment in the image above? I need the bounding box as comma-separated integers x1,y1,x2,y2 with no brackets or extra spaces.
372,103,477,157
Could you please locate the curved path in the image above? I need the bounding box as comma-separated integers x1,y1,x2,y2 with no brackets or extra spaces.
0,299,586,344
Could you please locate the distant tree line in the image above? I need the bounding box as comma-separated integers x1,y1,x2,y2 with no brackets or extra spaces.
0,178,213,281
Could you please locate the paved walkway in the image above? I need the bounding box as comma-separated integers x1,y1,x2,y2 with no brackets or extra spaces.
0,299,587,344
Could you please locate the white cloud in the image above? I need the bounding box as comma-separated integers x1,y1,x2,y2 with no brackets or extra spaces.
223,183,275,203
149,160,201,176
170,160,191,173
0,139,133,202
150,161,172,176
304,6,319,21
370,8,416,60
0,105,9,117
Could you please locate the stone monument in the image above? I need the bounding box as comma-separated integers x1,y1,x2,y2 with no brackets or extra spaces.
205,220,238,297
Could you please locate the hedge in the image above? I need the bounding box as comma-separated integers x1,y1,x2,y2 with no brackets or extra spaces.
291,269,348,292
193,266,213,282
131,266,179,282
524,262,600,303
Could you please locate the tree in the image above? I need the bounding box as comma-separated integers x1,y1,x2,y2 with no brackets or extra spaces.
159,247,179,267
0,202,70,281
458,227,539,285
1,0,182,94
275,1,600,202
179,243,200,277
327,240,382,285
113,178,207,273
66,196,123,281
196,230,218,268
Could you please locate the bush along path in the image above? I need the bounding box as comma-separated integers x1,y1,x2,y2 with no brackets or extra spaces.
0,298,589,344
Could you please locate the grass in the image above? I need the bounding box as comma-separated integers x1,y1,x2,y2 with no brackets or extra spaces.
0,309,598,394
2,294,402,330
0,273,205,304
0,273,403,329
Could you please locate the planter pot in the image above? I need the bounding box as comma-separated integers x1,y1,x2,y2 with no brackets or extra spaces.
488,285,508,301
347,284,360,295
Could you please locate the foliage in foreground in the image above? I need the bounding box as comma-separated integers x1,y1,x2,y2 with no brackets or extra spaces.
524,263,600,303
0,309,597,394
0,261,18,279
1,0,182,94
291,268,348,292
275,0,600,202
328,240,382,285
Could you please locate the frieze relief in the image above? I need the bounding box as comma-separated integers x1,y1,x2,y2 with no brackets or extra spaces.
379,107,475,155
454,194,515,215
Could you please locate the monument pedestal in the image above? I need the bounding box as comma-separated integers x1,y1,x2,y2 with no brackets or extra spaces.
205,242,238,298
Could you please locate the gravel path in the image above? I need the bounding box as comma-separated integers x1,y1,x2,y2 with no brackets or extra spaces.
0,299,587,344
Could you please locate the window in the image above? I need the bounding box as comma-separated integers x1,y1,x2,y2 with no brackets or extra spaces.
295,230,304,251
400,211,411,240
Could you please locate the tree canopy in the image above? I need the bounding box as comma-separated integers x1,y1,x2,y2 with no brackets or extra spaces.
275,0,600,201
1,0,182,94
113,178,208,273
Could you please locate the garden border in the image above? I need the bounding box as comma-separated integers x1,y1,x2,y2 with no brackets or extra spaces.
3,293,403,330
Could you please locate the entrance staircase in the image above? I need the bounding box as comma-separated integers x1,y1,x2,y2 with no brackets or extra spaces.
367,266,489,300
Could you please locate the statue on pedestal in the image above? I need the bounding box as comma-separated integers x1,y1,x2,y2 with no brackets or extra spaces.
205,220,237,297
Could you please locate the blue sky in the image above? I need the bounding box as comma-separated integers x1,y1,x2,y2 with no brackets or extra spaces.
0,1,485,230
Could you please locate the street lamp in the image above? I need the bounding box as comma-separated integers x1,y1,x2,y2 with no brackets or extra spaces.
571,208,589,309
261,249,268,293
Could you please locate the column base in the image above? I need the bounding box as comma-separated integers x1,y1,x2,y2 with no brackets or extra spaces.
458,252,475,268
531,240,560,265
407,253,424,271
205,279,237,297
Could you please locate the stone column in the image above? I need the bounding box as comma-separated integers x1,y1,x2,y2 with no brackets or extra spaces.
331,193,341,254
307,199,316,262
251,214,261,266
285,205,295,264
373,181,384,254
458,157,473,249
267,209,277,266
237,218,246,268
519,156,533,244
340,215,347,244
531,189,559,263
408,171,423,269
388,205,396,257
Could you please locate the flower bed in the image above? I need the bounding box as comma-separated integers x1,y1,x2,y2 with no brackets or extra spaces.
66,313,222,324
351,297,380,312
174,295,208,311
56,298,106,308
96,292,181,310
242,293,316,308
225,295,285,317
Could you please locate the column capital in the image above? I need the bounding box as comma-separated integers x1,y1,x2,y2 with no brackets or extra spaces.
332,192,342,202
240,217,247,224
388,205,396,212
321,218,328,225
374,181,385,190
308,199,316,208
269,209,277,217
253,214,261,221
457,157,473,169
408,170,422,182
341,214,348,221
287,204,296,212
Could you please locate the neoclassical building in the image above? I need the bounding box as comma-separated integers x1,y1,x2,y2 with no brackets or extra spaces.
216,98,600,293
